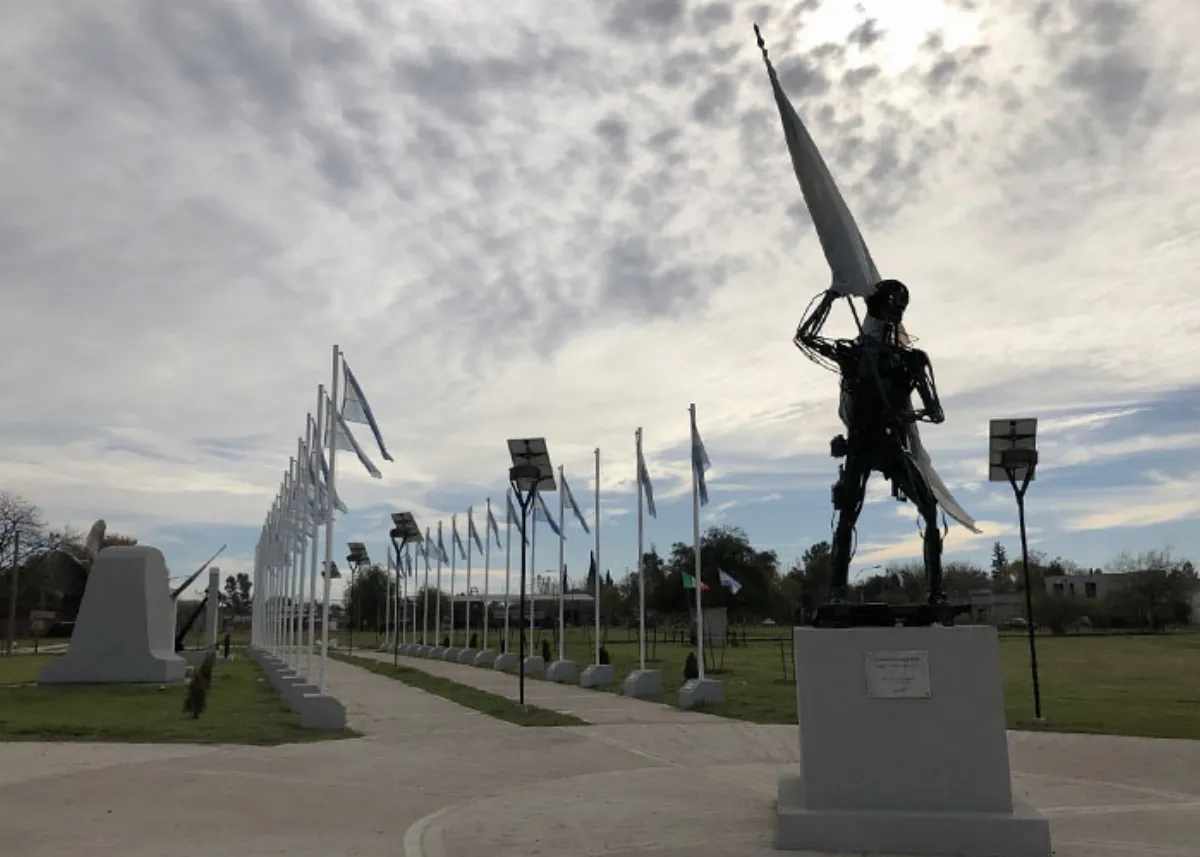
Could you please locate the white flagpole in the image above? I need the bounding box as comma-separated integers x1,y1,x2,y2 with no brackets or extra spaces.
483,498,492,652
306,398,323,679
503,491,513,653
283,464,296,667
292,445,307,670
435,521,444,646
449,518,458,647
465,508,473,648
557,466,566,663
385,547,394,650
636,428,646,671
690,403,705,682
422,527,431,646
594,447,601,666
530,502,537,647
401,546,409,647
319,346,341,693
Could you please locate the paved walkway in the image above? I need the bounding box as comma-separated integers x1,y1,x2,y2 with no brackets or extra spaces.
1,654,1198,856
351,648,720,725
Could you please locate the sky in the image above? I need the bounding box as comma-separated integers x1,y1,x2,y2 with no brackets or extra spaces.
2,0,1199,601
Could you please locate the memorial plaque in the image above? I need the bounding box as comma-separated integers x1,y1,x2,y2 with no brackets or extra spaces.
864,649,931,699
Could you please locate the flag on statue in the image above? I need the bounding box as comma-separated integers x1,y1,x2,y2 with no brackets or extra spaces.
682,571,711,591
535,494,562,537
562,476,591,534
718,568,742,594
340,356,394,462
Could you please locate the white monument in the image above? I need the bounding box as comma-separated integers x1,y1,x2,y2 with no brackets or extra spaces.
39,546,187,685
776,626,1051,856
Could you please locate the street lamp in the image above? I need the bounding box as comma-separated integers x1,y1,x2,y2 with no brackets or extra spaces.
989,418,1045,726
346,542,370,656
507,437,556,706
389,512,422,666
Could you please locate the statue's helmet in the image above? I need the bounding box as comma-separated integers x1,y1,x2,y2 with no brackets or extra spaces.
866,279,909,324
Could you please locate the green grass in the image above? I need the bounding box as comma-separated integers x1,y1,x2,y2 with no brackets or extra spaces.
479,626,1200,739
0,654,349,744
333,652,587,727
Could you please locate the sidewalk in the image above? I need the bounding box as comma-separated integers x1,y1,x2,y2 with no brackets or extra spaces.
351,649,721,725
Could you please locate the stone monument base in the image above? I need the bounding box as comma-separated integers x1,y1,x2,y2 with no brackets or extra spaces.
775,625,1051,856
622,669,662,698
442,647,461,662
38,546,186,685
473,650,497,668
494,652,519,671
522,655,545,676
546,659,577,683
429,646,447,659
457,648,478,665
580,664,615,688
679,677,724,709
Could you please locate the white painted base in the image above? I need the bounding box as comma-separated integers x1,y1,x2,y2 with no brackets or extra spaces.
297,693,347,730
580,663,615,688
493,652,519,671
622,669,662,698
546,659,578,683
679,677,724,709
473,650,497,668
457,648,478,665
776,626,1051,856
429,646,447,659
442,647,461,662
522,655,545,676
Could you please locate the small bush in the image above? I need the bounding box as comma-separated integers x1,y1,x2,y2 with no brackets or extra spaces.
684,652,699,681
469,633,478,649
183,651,217,719
541,639,552,663
598,645,610,665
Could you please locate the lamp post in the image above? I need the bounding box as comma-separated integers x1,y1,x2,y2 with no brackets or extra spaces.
507,437,556,707
346,542,369,656
390,512,422,667
989,418,1045,726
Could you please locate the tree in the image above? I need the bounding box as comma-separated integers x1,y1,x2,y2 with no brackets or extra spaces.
1108,549,1198,630
786,540,832,612
663,527,782,622
343,564,390,631
222,573,253,616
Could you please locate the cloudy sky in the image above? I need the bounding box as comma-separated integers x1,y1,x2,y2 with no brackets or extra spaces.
3,0,1198,599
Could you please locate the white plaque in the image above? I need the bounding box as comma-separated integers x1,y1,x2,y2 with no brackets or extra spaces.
865,649,932,699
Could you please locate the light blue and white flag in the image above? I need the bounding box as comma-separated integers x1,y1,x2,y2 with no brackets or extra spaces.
690,407,712,507
718,568,742,595
636,434,657,519
535,494,562,537
436,527,450,563
405,552,414,577
311,414,348,515
507,492,528,546
561,476,590,534
468,508,484,553
451,514,467,560
326,395,382,479
341,355,394,462
487,502,502,549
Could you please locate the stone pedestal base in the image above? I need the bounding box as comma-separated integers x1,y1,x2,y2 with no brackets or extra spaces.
457,648,478,664
473,650,497,668
522,655,545,676
622,669,662,698
775,626,1051,856
580,664,615,688
679,677,724,709
297,693,347,730
442,647,461,662
429,646,447,659
546,659,578,683
494,652,519,671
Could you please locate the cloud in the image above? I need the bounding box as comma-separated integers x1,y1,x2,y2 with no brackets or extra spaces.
1059,471,1200,531
2,0,1199,587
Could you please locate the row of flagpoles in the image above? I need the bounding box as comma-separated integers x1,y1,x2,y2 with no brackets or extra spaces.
250,343,726,691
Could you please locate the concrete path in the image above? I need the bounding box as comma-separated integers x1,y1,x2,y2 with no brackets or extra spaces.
350,648,720,725
1,655,1198,856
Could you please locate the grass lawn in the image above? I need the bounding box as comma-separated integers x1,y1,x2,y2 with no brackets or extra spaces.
475,626,1200,740
0,653,348,744
333,652,586,727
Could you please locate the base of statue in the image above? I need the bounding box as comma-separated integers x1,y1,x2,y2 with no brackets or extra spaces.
812,600,968,628
775,626,1050,856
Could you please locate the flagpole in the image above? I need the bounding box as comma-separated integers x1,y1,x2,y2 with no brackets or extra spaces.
466,507,473,648
557,466,566,663
504,491,513,653
319,346,341,693
530,502,537,648
435,521,444,646
690,403,705,682
284,463,296,668
636,428,646,672
306,401,323,679
483,499,492,652
594,448,601,666
450,517,458,648
422,527,431,646
401,546,409,649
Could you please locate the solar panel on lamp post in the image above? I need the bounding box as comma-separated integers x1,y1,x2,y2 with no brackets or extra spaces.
989,418,1045,726
346,542,369,657
507,437,556,707
390,512,422,666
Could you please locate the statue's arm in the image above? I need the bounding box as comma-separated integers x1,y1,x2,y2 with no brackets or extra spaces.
911,350,945,424
793,289,843,363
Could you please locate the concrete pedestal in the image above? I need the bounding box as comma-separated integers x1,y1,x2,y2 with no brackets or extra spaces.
493,652,519,671
546,659,578,683
580,663,615,688
416,645,432,658
522,655,545,676
679,677,724,709
473,650,497,668
297,693,347,730
457,648,478,665
429,646,446,659
622,669,662,698
38,546,187,685
775,626,1051,857
443,647,461,662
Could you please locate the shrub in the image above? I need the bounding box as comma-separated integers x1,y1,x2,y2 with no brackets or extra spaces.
183,651,217,720
684,652,699,681
599,645,610,665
